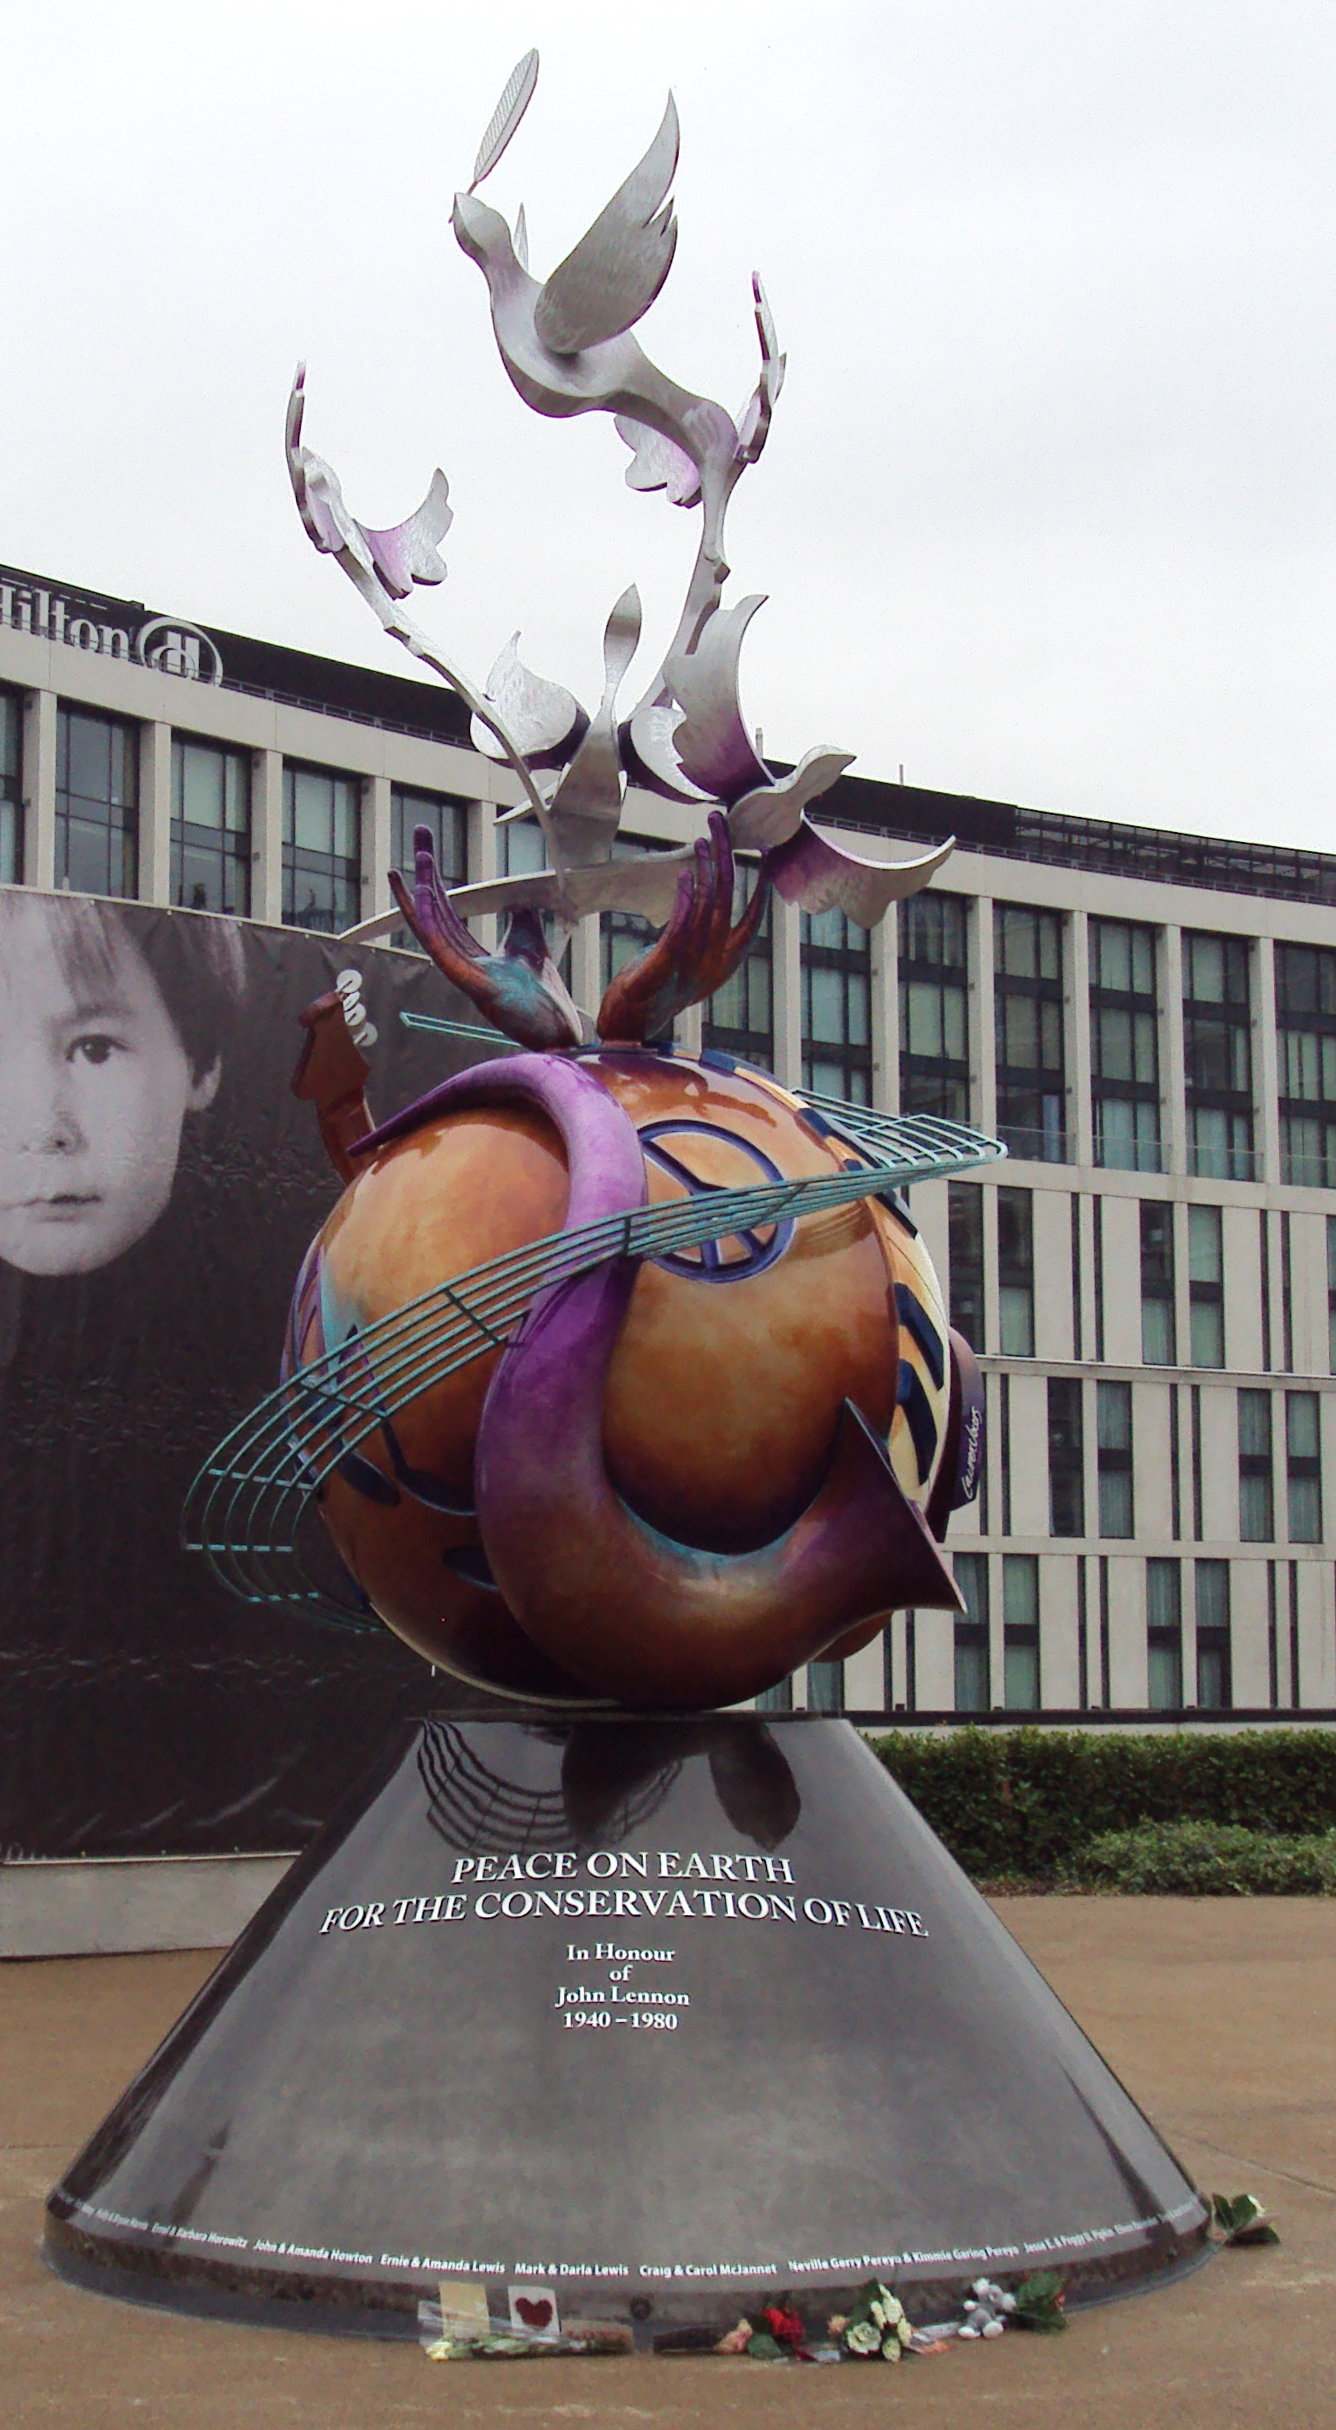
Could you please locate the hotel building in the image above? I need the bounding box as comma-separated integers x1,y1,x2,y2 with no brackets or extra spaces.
3,560,1334,1727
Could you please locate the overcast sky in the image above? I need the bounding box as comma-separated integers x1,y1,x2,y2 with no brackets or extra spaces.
1,2,1332,847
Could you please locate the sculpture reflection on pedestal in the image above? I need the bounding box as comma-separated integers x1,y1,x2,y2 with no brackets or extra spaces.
44,54,1213,2343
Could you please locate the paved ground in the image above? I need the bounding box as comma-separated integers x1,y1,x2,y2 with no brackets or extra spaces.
2,1898,1333,2429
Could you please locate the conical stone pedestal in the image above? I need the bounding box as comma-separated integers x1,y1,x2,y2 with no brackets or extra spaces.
46,1716,1211,2342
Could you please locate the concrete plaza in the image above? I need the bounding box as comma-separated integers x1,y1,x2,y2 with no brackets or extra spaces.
2,1897,1333,2429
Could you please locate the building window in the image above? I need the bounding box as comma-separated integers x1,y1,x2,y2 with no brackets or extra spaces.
704,860,773,1069
170,736,250,916
948,1181,985,1351
1146,1559,1183,1710
1286,1392,1322,1543
755,1676,793,1713
390,787,467,948
0,686,21,883
55,706,138,899
1194,1560,1232,1708
1097,1380,1134,1538
1048,1379,1085,1537
1002,1554,1040,1710
801,908,871,1102
899,891,969,1119
1140,1201,1176,1363
1188,1205,1225,1368
994,903,1066,1162
283,763,361,933
953,1550,990,1712
1328,1216,1336,1374
1089,917,1160,1172
806,1658,844,1713
997,1186,1035,1356
1237,1390,1275,1542
1183,932,1255,1181
596,835,674,1008
1275,943,1336,1187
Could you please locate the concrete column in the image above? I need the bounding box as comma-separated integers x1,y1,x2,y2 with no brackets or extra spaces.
1161,925,1188,1175
772,895,802,1089
467,797,498,952
250,748,284,926
1068,909,1094,1166
363,774,392,921
138,721,173,905
870,912,898,1112
25,688,56,890
1254,933,1282,1187
971,893,996,1135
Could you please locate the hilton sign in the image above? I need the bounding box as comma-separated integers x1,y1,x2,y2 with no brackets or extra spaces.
0,579,223,684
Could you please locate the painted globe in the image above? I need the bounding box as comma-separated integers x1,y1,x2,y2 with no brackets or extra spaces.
284,1048,962,1709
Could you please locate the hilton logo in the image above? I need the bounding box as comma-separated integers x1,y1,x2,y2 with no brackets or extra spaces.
0,582,223,684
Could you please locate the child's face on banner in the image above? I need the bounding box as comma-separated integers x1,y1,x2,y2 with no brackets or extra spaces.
0,897,219,1275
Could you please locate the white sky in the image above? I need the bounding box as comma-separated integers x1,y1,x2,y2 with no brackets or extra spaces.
1,2,1332,848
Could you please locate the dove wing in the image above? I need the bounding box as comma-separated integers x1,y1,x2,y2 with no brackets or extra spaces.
361,468,452,599
535,96,680,356
768,820,956,928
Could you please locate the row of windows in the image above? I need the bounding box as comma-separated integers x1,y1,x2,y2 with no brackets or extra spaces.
953,1554,1239,1712
1039,1377,1322,1545
902,896,1336,1185
949,1181,1336,1376
12,700,470,936
756,1552,1308,1716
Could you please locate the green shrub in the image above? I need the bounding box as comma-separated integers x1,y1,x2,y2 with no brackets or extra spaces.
1064,1821,1336,1895
870,1727,1336,1878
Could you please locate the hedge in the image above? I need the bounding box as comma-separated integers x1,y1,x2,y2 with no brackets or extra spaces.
1065,1821,1336,1895
870,1727,1336,1879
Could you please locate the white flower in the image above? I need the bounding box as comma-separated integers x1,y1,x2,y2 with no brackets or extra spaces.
846,2320,882,2354
881,2334,903,2362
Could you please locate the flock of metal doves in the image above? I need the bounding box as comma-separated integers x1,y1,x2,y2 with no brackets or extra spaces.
284,49,952,1046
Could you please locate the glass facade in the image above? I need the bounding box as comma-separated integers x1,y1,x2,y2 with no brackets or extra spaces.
899,891,969,1118
703,859,773,1069
1194,1560,1232,1708
1188,1204,1225,1368
0,686,20,883
1183,932,1254,1181
1286,1392,1322,1543
171,736,250,915
56,706,138,898
1002,1554,1040,1709
953,1550,990,1711
994,904,1065,1161
806,1658,845,1714
1048,1379,1085,1537
1146,1559,1183,1710
1237,1390,1275,1542
801,907,870,1102
1089,918,1160,1172
1140,1200,1176,1364
1097,1380,1134,1537
391,787,467,948
1275,944,1336,1188
947,1181,985,1351
997,1186,1035,1356
283,763,361,933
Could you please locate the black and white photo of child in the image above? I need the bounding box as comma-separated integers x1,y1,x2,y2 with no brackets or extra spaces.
0,890,245,1276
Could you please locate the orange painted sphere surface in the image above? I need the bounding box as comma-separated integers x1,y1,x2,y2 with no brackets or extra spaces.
301,1053,908,1693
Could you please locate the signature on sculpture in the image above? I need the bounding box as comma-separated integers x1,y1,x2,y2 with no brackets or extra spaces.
184,53,1006,1713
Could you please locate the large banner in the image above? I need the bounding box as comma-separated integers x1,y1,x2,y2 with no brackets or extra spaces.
0,891,474,1857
